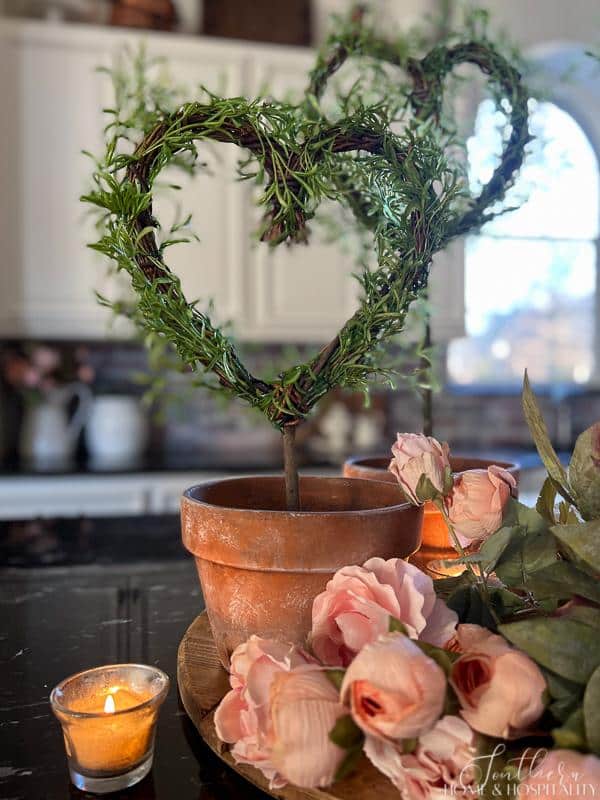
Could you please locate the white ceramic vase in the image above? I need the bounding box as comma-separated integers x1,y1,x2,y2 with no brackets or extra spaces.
85,395,148,469
20,383,92,470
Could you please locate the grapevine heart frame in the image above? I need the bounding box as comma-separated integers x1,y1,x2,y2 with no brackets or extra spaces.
85,17,529,507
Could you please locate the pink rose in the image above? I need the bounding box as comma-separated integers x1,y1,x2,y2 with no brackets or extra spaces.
445,465,516,547
365,715,478,799
341,633,447,740
389,433,451,504
269,667,346,788
519,750,600,796
449,624,546,739
214,636,315,788
310,557,457,667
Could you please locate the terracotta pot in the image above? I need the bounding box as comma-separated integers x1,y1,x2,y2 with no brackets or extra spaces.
343,455,520,566
181,475,423,667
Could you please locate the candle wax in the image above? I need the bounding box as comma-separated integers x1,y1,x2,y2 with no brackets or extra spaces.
59,686,156,774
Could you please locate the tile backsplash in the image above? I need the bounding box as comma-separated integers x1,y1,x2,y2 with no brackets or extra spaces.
0,338,597,468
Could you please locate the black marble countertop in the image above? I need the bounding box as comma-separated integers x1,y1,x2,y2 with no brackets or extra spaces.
0,515,269,800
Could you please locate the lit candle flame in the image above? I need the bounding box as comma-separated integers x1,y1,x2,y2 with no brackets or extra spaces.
104,693,116,714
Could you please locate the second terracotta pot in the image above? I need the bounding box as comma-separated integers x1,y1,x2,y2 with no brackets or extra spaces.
343,455,520,565
181,475,423,667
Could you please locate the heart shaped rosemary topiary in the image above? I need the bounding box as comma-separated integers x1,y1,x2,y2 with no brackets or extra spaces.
84,14,529,507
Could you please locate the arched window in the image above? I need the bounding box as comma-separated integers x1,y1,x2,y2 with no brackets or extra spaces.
447,99,599,388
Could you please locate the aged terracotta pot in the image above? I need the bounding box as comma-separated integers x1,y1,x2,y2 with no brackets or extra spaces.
343,455,520,566
181,475,423,667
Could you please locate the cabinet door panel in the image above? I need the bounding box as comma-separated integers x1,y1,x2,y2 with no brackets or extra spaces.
142,45,246,328
242,54,359,342
244,226,359,342
9,32,114,336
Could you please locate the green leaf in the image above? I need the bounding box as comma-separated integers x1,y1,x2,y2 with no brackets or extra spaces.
415,640,456,675
569,423,600,521
477,526,517,573
524,561,600,605
389,616,409,634
402,738,418,754
487,586,529,619
542,668,583,722
329,715,364,750
430,573,470,601
522,372,574,504
325,669,346,692
447,585,497,630
558,501,579,525
442,464,454,495
415,474,440,503
551,520,600,577
584,665,600,755
333,745,363,782
500,617,600,684
488,506,557,589
559,604,600,629
552,707,587,750
536,477,557,523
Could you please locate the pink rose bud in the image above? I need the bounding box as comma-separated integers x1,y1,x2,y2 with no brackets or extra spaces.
269,667,346,788
389,433,451,505
519,750,600,795
214,636,316,789
311,557,457,667
449,624,546,739
341,633,447,740
445,465,516,547
364,715,478,798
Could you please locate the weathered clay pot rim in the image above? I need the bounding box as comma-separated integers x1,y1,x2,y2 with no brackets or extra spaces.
183,474,413,517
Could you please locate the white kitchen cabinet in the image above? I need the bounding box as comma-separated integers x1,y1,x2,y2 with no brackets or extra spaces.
0,18,464,343
0,21,251,338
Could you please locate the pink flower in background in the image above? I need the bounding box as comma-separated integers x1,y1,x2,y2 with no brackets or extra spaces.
30,346,60,373
518,750,600,796
445,466,516,547
3,355,40,389
364,715,478,799
269,667,346,788
77,364,95,384
310,557,457,667
214,636,316,788
341,633,447,740
389,433,451,504
449,624,546,739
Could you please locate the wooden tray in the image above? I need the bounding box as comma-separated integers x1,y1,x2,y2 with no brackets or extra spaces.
177,613,398,800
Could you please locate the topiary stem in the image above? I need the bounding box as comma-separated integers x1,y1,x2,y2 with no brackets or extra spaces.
282,425,300,511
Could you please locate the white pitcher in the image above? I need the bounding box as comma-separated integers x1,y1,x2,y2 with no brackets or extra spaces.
20,383,92,470
85,395,148,469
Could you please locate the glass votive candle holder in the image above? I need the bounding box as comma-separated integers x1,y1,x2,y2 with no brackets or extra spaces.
50,663,169,794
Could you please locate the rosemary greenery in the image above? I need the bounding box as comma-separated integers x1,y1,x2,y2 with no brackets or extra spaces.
83,10,530,509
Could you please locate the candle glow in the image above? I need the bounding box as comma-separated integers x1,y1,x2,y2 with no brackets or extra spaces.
103,694,116,714
50,664,169,793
